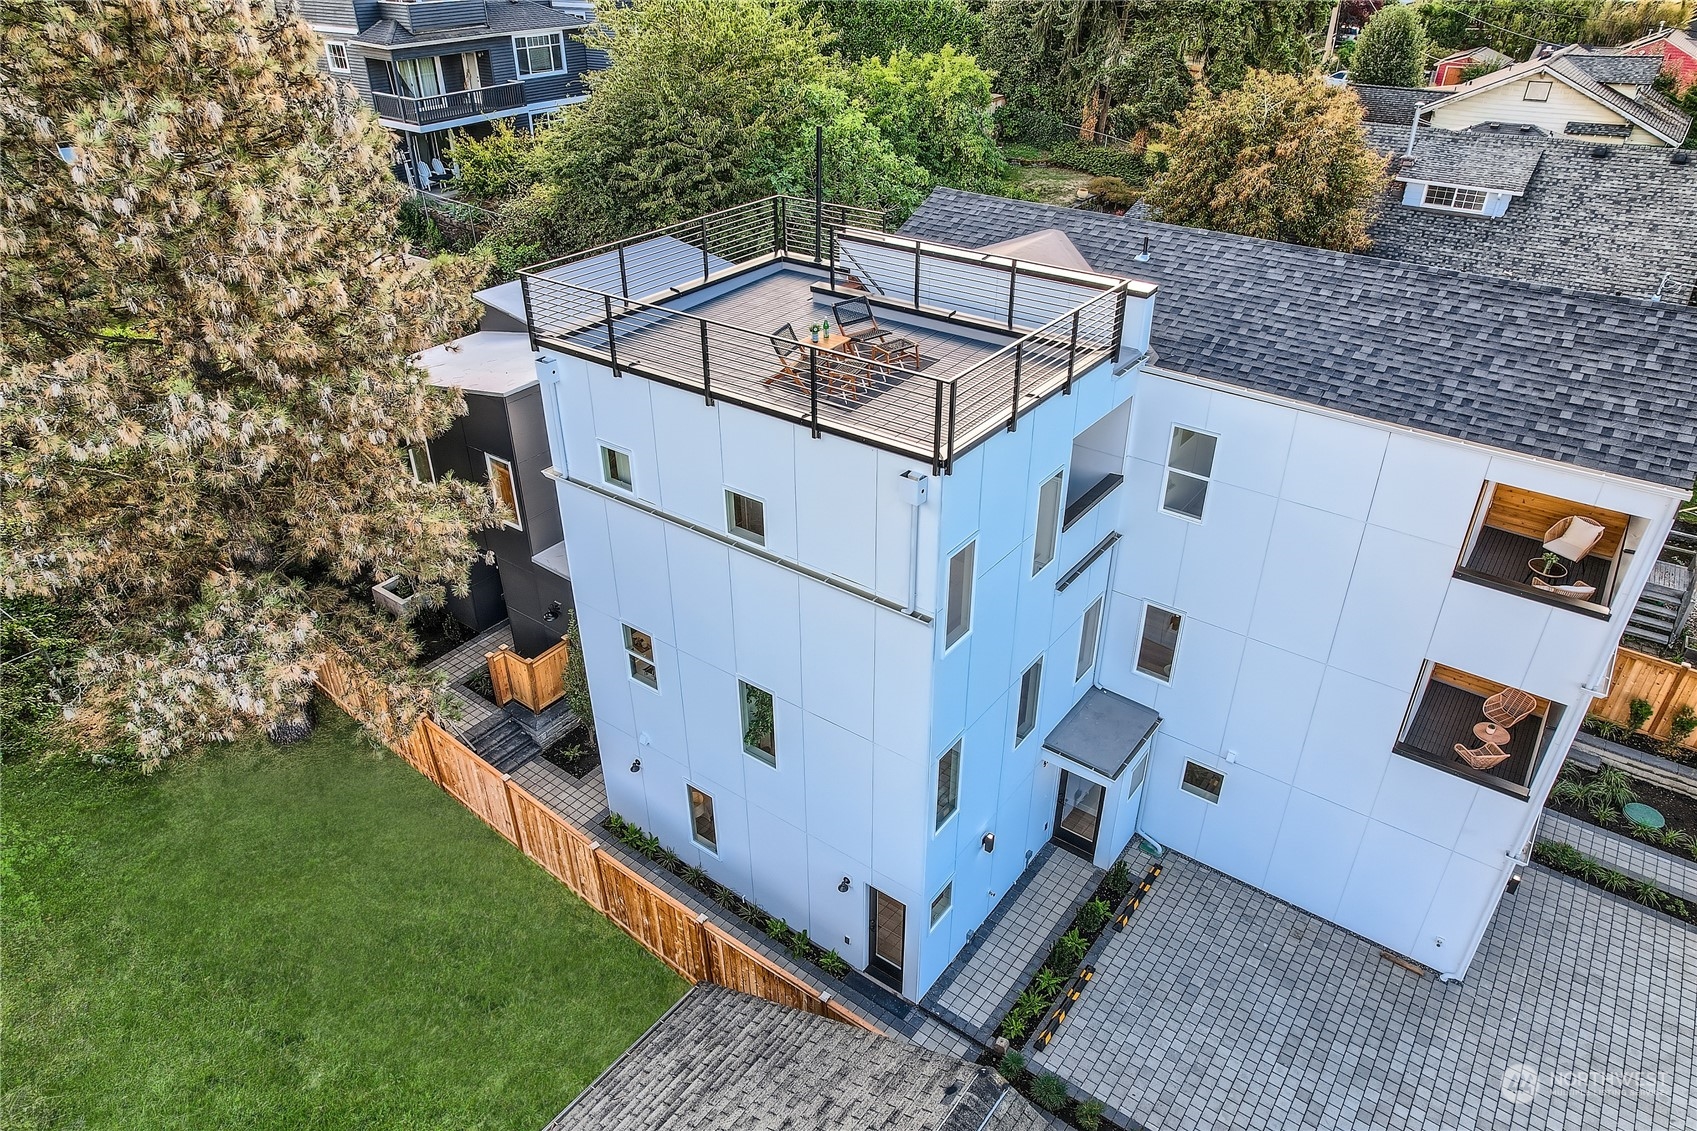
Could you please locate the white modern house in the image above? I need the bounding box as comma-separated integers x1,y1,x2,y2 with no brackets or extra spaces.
518,192,1696,1001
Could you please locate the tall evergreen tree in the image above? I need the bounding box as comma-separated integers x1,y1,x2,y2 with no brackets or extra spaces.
1349,4,1429,87
0,0,492,765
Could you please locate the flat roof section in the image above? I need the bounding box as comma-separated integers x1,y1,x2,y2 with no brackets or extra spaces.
1043,687,1161,781
418,330,538,397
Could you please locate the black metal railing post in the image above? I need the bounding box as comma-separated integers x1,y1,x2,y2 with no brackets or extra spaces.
808,347,821,438
912,242,922,308
828,232,837,289
946,382,957,473
700,321,714,406
1064,309,1080,395
603,295,621,377
1005,262,1018,329
617,244,630,300
773,197,785,257
1008,342,1023,432
1111,287,1128,366
931,378,945,476
699,216,710,280
519,272,537,352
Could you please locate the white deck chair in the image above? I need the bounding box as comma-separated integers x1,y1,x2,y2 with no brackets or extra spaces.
414,161,433,190
1543,516,1605,562
430,158,449,181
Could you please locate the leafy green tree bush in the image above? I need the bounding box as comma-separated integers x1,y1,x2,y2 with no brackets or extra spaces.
1031,1072,1069,1112
1350,4,1428,87
809,0,980,61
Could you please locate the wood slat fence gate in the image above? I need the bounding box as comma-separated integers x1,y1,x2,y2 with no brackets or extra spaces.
314,649,878,1032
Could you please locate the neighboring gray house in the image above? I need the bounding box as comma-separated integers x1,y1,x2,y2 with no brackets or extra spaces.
547,985,1059,1131
1362,123,1697,304
299,0,604,188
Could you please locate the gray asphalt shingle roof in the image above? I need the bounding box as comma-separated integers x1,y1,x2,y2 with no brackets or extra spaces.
1350,82,1434,127
1375,124,1546,192
548,985,1058,1131
1566,51,1666,87
352,0,588,49
900,188,1697,490
1363,124,1697,306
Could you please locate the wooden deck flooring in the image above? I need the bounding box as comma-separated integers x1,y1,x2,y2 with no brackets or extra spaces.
1401,678,1545,789
1464,525,1612,594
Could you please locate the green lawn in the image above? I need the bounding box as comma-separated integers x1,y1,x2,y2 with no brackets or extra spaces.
2,707,684,1131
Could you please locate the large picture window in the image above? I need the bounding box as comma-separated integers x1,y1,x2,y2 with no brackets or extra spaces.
514,32,565,77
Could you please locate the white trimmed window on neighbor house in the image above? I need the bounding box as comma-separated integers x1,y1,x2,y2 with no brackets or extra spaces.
514,32,566,77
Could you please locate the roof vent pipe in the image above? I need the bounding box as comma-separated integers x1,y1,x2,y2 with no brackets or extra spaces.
1406,102,1425,156
1134,235,1150,263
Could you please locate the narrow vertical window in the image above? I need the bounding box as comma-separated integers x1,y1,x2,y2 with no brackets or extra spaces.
623,624,657,689
945,541,975,648
740,680,775,765
930,881,953,928
1032,472,1063,574
688,786,718,851
1076,597,1103,681
601,445,633,490
485,454,521,529
725,490,766,545
1137,604,1181,682
403,442,433,484
1016,657,1043,743
934,742,961,831
1162,427,1216,520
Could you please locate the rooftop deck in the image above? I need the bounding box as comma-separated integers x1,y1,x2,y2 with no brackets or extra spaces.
520,196,1142,471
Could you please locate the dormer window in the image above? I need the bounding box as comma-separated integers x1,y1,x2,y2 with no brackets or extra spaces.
1421,184,1487,212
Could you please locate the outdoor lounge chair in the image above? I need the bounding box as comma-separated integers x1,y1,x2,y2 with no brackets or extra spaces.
1543,516,1606,562
430,158,450,181
1482,687,1538,729
832,298,894,346
762,324,805,389
413,161,433,190
1531,577,1598,601
1454,741,1511,771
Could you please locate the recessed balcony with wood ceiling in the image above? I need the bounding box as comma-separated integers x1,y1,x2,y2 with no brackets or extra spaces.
1395,662,1566,797
1453,483,1643,618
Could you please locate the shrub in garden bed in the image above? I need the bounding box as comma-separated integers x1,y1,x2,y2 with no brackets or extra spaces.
994,860,1136,1045
1532,840,1693,922
602,813,852,981
1547,762,1697,860
990,1049,1118,1130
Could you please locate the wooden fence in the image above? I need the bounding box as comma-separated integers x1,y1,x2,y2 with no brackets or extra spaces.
486,639,570,713
313,649,878,1031
1590,648,1697,749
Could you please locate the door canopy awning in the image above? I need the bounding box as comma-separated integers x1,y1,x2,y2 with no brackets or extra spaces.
1042,687,1160,782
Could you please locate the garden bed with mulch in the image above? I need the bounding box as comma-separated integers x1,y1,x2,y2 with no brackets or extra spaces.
1547,763,1697,855
460,667,500,707
539,736,599,779
1581,713,1697,763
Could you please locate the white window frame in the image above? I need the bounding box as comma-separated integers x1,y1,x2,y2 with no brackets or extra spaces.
600,443,634,491
1015,656,1043,744
725,489,766,546
688,784,718,853
325,41,351,73
403,442,434,484
1076,596,1103,681
1181,760,1224,804
514,31,567,78
944,540,975,650
1421,184,1488,213
1523,80,1552,102
485,453,521,530
1136,603,1182,683
934,741,961,832
1161,426,1216,522
1032,470,1063,575
623,624,657,690
394,55,444,98
930,880,953,928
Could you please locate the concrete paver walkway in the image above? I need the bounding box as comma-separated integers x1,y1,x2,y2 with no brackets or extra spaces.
922,845,1101,1042
423,622,513,737
1539,809,1697,903
1031,854,1694,1131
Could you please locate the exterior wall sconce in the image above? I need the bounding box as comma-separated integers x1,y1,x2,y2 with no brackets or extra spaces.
981,832,995,853
543,600,562,622
629,758,641,773
838,876,852,893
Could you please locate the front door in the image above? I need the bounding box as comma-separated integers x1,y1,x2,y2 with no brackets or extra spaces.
866,887,906,992
1054,770,1104,858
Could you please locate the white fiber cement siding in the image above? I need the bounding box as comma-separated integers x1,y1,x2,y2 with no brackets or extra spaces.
1100,370,1677,977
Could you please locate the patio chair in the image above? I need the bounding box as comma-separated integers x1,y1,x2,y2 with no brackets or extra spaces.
413,161,433,190
832,298,894,347
430,158,450,181
1531,576,1598,601
762,324,805,389
1454,741,1511,771
1482,687,1538,729
1543,516,1606,562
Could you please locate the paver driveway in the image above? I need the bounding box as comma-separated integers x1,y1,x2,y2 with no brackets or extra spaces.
1031,854,1694,1131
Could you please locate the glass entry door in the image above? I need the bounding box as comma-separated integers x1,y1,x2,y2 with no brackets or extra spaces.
866,887,906,991
1054,770,1104,858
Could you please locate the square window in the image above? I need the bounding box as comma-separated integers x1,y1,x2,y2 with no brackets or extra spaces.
740,680,775,765
1136,604,1180,682
601,445,633,490
1016,657,1043,743
934,743,961,831
688,785,717,851
1162,427,1215,520
485,454,521,529
623,624,657,689
403,442,433,483
325,42,350,73
1076,596,1103,681
945,541,975,647
1181,761,1223,803
725,490,765,545
515,32,565,77
1032,471,1063,574
930,881,953,927
1523,80,1552,102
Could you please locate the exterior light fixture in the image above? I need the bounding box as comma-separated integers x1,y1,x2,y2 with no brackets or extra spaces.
838,876,852,893
981,832,996,853
542,600,562,622
629,758,641,773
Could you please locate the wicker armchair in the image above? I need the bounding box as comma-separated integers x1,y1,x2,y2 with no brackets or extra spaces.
1483,687,1538,729
1454,742,1511,771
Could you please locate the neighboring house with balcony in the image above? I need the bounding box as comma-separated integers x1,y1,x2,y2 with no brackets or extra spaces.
300,0,603,188
507,192,1693,1002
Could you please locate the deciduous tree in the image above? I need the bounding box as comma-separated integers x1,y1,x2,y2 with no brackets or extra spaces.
0,0,492,766
1144,70,1390,252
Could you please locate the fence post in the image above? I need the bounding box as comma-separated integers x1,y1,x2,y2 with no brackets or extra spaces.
603,295,621,377
502,773,526,854
1008,341,1023,432
696,913,715,986
700,321,714,406
808,347,821,438
1064,309,1080,395
699,216,710,280
419,719,447,789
